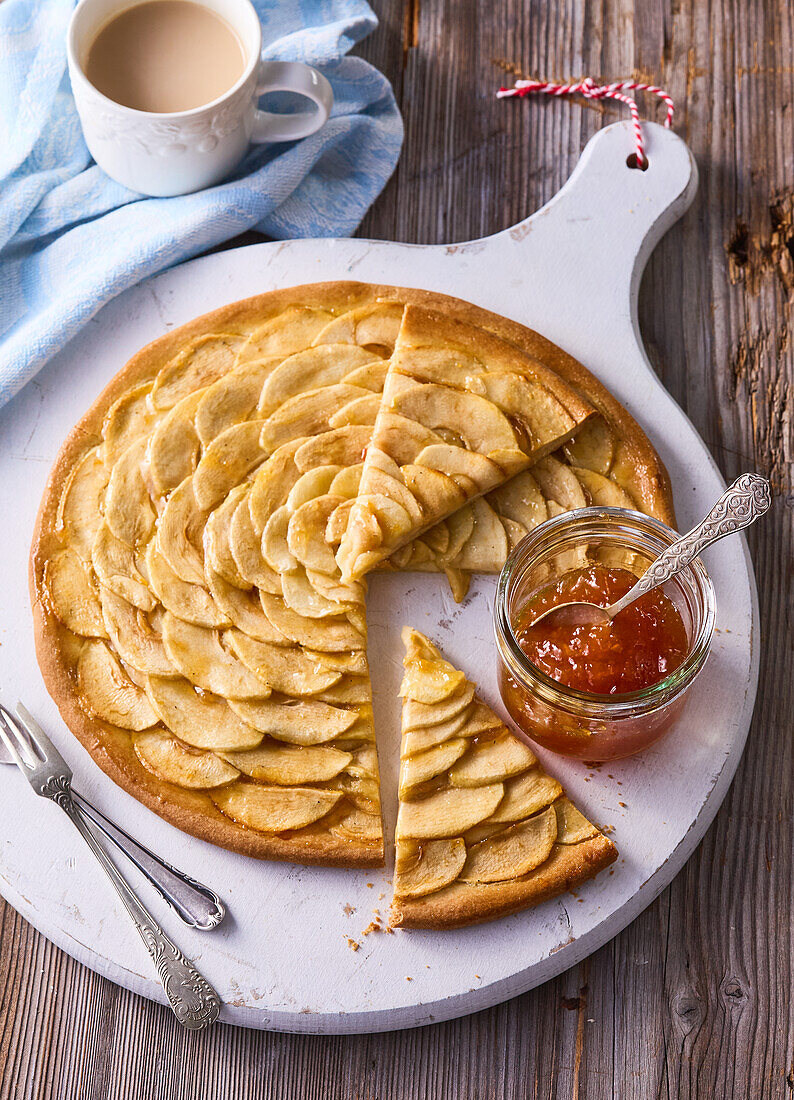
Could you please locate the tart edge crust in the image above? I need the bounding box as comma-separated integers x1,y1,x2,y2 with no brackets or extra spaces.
390,833,618,929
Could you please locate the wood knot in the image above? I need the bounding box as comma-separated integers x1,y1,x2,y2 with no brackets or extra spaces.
672,992,704,1035
720,975,749,1006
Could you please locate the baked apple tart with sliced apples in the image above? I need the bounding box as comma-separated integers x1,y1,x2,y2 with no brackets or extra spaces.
30,282,672,923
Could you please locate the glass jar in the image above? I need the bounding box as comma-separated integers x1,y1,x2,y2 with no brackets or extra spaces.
493,508,716,761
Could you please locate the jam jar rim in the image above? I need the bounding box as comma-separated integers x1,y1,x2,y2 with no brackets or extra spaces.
493,506,717,718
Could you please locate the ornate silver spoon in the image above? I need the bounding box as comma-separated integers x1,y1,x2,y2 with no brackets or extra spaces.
529,473,771,631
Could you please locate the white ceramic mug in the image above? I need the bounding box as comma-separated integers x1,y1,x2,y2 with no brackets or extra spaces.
67,0,334,196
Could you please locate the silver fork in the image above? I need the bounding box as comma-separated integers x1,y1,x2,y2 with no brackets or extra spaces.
0,702,221,1030
0,731,224,931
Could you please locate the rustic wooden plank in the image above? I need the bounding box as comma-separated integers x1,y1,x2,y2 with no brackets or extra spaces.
1,0,792,1096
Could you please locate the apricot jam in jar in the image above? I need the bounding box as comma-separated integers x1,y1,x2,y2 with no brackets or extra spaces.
493,508,715,761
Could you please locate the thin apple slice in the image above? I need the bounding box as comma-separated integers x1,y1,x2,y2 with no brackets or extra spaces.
259,591,360,651
281,569,355,620
91,524,154,611
449,731,537,787
135,730,240,788
342,359,389,391
260,383,369,452
55,446,108,560
193,420,266,511
225,631,341,696
460,807,557,884
161,613,271,699
286,466,342,511
486,767,563,824
146,675,262,750
101,588,175,676
239,306,333,364
486,471,548,533
222,742,352,784
367,411,444,465
195,358,275,444
450,497,509,572
147,390,202,495
259,344,376,411
203,484,250,588
306,567,366,607
248,440,302,533
212,783,341,832
413,443,503,494
77,640,158,729
227,697,358,743
313,302,404,350
401,463,466,517
394,838,466,898
157,477,207,586
555,797,600,844
305,648,368,675
288,495,345,575
262,505,298,573
531,454,588,512
206,569,287,643
104,437,155,548
562,414,615,475
145,542,228,628
402,682,475,730
151,334,243,410
396,783,504,840
229,494,282,591
44,547,107,638
399,737,469,796
480,372,575,448
328,392,382,426
316,677,372,705
402,708,473,755
392,382,520,454
572,466,635,508
399,658,466,705
332,808,383,842
102,383,159,467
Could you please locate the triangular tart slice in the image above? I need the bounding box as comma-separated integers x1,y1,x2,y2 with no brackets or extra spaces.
336,306,595,582
391,629,617,929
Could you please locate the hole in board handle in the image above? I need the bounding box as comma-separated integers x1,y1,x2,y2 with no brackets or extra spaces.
626,153,649,171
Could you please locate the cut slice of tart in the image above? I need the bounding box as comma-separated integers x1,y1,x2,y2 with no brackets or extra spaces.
391,628,617,928
336,305,596,582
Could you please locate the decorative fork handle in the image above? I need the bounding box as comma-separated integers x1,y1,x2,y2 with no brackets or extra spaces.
610,473,771,618
48,781,221,1030
73,794,225,931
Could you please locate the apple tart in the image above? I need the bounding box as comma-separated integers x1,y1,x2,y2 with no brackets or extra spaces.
336,307,596,582
31,281,671,871
392,629,617,928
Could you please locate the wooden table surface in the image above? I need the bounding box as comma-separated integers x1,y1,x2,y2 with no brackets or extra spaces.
2,2,792,1096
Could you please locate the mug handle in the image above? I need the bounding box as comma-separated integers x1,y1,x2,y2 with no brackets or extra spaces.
252,60,333,143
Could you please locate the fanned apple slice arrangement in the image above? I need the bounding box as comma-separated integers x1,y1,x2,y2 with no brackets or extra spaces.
393,629,617,928
31,282,673,925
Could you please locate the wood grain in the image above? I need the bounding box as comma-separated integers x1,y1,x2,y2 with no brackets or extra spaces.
1,1,792,1096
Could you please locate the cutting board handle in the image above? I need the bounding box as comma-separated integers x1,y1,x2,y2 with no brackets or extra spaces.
476,121,698,332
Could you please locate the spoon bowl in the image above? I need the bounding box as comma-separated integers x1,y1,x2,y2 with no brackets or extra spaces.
526,472,771,632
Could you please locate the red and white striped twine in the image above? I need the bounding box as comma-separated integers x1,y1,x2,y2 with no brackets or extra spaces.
496,77,675,168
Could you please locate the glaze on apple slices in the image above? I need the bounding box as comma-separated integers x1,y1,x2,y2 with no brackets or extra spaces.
392,629,617,929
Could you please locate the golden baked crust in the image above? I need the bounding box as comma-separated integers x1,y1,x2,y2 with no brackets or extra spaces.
31,281,664,870
392,836,618,929
391,629,617,928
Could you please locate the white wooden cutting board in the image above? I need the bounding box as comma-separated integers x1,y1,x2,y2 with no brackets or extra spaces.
0,122,759,1033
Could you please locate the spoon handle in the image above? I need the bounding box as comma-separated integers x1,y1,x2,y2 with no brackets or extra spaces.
609,473,771,618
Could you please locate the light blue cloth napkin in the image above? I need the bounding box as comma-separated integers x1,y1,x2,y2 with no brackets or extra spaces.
0,0,403,406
